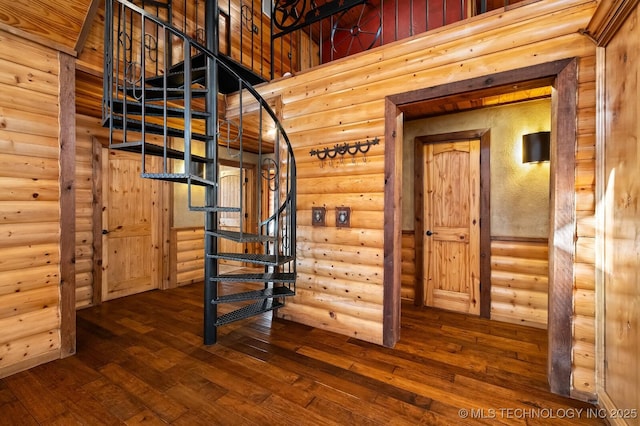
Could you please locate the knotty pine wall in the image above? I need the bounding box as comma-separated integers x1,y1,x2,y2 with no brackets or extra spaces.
572,51,597,399
401,232,416,302
490,239,549,329
598,1,640,416
238,0,599,397
0,31,64,378
170,227,205,287
75,116,99,309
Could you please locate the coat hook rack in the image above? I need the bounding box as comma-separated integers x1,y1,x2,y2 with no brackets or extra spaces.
309,137,379,162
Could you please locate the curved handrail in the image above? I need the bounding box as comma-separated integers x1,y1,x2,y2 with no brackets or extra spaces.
105,0,296,261
108,0,295,165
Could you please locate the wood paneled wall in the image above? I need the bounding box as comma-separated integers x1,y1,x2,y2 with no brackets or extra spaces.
75,116,99,309
401,231,416,301
490,239,549,329
572,49,598,399
0,31,62,378
596,0,639,417
170,227,205,288
239,0,599,397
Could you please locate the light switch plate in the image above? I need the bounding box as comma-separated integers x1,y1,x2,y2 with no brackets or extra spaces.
312,207,326,226
335,207,351,228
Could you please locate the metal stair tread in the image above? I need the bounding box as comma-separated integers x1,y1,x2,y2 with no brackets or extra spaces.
110,99,208,119
119,86,208,100
214,299,284,326
109,141,211,163
140,173,216,187
212,286,294,304
145,66,207,88
108,115,211,141
206,230,275,243
168,53,266,94
188,206,241,212
211,272,296,283
207,253,295,265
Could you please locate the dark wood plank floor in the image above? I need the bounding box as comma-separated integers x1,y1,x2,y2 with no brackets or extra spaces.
0,282,605,425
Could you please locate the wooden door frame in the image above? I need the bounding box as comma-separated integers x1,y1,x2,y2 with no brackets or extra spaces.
413,130,491,317
384,58,577,396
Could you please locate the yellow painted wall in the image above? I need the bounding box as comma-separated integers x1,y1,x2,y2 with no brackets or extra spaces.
403,99,551,238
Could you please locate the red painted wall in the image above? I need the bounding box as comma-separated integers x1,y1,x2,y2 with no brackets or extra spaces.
323,0,469,62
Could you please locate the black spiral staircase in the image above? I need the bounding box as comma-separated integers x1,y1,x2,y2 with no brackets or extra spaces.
102,0,296,344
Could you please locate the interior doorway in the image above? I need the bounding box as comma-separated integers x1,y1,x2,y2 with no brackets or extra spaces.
413,133,490,316
383,59,578,396
218,160,258,268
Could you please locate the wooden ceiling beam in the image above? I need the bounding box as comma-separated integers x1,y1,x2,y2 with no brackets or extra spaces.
75,0,102,55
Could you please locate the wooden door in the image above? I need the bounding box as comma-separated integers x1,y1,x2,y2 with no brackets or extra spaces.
102,149,163,301
423,140,480,315
218,164,246,266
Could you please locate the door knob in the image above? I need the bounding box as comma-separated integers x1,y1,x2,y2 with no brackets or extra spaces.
426,230,434,236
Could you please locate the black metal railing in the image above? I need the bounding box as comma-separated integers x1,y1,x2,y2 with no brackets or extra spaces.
103,0,297,343
121,0,524,82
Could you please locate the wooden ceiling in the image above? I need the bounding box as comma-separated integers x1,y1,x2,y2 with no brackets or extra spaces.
0,0,95,55
403,79,553,121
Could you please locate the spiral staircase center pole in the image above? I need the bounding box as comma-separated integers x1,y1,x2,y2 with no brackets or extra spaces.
203,0,220,345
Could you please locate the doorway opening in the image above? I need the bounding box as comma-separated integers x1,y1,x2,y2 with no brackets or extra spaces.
384,58,578,396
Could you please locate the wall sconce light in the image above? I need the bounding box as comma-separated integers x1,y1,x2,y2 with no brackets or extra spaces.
522,131,550,163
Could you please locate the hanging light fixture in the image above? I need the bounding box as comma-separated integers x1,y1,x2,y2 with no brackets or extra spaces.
522,131,550,163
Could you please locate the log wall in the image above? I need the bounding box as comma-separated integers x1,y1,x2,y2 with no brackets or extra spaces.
242,0,599,397
170,227,205,288
490,239,549,329
401,231,416,301
571,50,598,398
75,116,98,309
0,30,62,377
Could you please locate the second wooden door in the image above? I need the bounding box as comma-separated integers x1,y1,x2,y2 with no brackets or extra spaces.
423,140,481,315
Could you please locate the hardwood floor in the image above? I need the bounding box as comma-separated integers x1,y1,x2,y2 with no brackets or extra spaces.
0,282,604,425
